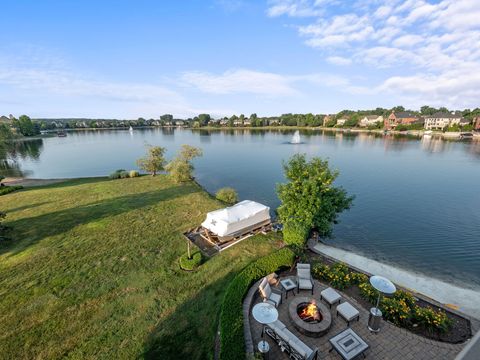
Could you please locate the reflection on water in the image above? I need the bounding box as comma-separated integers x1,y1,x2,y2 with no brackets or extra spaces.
0,139,44,177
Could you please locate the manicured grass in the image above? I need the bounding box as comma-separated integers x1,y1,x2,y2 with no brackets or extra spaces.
0,176,281,359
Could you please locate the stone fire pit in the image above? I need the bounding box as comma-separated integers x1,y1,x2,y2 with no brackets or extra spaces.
288,296,331,337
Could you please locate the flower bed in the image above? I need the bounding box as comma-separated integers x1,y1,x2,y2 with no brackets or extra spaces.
310,257,470,343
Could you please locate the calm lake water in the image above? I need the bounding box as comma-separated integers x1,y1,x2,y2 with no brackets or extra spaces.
3,128,480,289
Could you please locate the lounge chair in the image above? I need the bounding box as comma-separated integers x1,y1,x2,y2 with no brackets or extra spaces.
336,302,360,326
320,287,341,308
296,263,314,294
259,277,282,307
266,320,318,360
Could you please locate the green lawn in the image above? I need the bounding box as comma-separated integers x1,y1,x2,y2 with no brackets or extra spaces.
0,176,281,359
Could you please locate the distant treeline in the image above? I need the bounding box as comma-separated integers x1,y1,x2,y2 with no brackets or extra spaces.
1,106,480,138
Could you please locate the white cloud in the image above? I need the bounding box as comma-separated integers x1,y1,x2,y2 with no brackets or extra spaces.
266,0,329,17
269,0,480,108
181,69,299,96
326,56,352,66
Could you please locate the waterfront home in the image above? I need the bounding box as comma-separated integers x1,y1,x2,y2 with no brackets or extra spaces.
175,120,185,127
475,117,480,131
0,115,11,124
385,111,421,129
219,119,228,126
359,115,383,127
336,118,347,126
243,118,252,126
424,112,464,130
269,118,280,125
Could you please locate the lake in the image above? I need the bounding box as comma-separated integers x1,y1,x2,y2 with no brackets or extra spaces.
3,128,480,289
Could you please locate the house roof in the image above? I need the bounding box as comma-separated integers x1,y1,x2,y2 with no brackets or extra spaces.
395,112,418,119
427,112,463,119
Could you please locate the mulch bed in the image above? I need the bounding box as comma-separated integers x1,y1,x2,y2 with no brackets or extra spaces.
299,250,472,344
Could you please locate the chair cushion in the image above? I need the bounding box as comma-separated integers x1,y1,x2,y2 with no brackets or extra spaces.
262,281,272,298
269,320,286,332
337,301,360,321
297,263,311,271
297,268,311,279
269,292,281,306
298,278,313,290
321,287,341,304
287,337,310,358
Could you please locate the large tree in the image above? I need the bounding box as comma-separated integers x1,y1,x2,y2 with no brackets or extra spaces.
277,154,354,245
166,145,202,183
136,145,166,176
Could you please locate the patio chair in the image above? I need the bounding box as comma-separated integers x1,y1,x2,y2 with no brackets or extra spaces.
296,263,314,294
320,287,341,308
336,302,360,326
259,277,282,307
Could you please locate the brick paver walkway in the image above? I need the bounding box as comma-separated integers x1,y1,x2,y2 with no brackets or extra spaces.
247,278,464,359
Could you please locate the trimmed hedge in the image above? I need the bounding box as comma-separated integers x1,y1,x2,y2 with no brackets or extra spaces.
0,186,23,196
219,247,295,360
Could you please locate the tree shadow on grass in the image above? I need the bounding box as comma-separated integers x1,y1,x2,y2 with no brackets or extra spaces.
4,201,52,213
1,183,200,256
143,272,236,360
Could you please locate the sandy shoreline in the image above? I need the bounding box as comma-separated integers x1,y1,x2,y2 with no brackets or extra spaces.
3,177,71,187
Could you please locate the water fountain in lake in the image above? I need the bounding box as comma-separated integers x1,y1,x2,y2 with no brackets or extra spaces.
290,130,301,144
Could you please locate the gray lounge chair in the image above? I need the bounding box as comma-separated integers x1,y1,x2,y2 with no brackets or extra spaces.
266,320,318,360
259,277,282,307
296,263,314,294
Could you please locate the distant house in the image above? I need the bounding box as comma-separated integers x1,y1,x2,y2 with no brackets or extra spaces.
233,119,243,126
322,115,332,127
424,112,464,130
0,115,11,124
385,111,420,129
336,118,347,126
243,119,251,126
359,115,383,127
474,117,480,131
219,119,228,126
175,120,185,127
269,118,280,125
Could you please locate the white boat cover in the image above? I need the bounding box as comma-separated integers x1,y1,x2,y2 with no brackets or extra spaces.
201,200,271,237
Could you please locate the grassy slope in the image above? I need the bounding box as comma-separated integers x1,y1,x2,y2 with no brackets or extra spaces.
0,176,281,359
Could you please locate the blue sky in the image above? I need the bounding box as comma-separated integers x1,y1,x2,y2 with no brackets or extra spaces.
1,0,479,118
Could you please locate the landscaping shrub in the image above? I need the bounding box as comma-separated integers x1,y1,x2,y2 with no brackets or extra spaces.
282,223,309,246
215,187,238,204
178,251,203,271
119,170,129,179
358,281,380,304
129,170,139,178
413,306,451,333
312,262,351,289
109,169,129,179
219,247,295,360
0,186,23,196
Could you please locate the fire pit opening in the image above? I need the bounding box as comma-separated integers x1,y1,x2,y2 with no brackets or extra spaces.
297,301,323,323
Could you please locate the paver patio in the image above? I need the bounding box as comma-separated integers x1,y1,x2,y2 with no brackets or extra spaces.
247,278,465,359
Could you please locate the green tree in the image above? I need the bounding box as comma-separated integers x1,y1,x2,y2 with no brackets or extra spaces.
13,115,40,136
215,187,238,204
197,114,211,127
166,145,203,183
277,154,354,245
136,145,166,176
